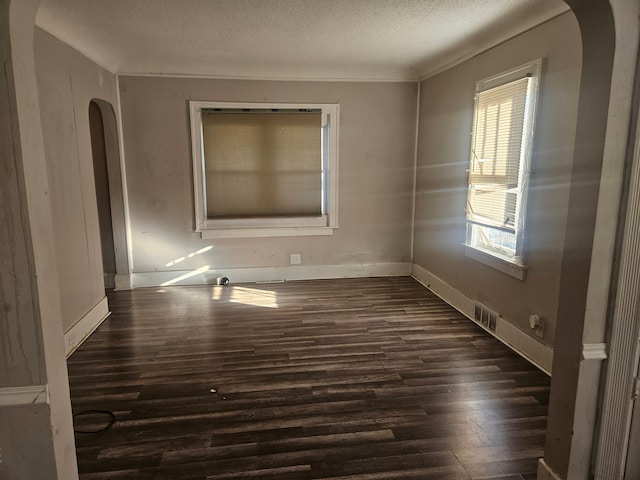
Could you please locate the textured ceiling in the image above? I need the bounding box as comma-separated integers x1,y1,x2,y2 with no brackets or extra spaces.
36,0,569,81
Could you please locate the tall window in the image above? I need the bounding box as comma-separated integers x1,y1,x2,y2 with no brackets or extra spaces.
190,102,339,238
465,60,541,269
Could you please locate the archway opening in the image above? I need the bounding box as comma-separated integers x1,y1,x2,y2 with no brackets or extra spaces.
89,100,117,289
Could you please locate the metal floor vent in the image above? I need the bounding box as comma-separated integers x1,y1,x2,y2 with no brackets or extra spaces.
473,302,498,332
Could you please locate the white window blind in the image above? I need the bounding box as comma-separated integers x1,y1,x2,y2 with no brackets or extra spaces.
201,109,322,219
467,77,530,232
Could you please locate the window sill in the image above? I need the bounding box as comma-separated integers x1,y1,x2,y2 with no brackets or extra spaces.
463,244,527,280
199,226,335,239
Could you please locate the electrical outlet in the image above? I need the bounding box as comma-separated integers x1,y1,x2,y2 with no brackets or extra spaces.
290,253,301,265
529,314,544,338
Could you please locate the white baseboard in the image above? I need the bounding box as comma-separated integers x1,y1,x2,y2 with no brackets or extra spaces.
538,459,563,480
411,263,553,375
114,273,132,290
64,296,110,357
131,262,411,288
497,317,553,374
104,272,115,289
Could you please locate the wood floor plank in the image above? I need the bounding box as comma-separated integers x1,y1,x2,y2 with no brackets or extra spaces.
68,277,550,479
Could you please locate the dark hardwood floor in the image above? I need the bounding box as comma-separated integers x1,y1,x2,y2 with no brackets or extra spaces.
68,277,549,480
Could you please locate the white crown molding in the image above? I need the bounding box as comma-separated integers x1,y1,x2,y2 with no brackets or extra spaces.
418,6,571,81
116,71,417,83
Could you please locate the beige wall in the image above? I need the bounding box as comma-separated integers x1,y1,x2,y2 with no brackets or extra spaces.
34,27,118,331
413,12,582,348
118,77,416,279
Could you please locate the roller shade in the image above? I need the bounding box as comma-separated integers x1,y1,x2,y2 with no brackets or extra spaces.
201,109,322,219
467,77,530,232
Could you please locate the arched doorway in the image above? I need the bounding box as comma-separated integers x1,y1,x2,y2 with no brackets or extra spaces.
89,100,117,288
87,99,131,291
1,0,637,478
541,1,640,479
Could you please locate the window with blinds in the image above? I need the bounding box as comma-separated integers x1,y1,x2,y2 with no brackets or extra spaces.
465,60,541,265
201,109,322,219
189,102,339,237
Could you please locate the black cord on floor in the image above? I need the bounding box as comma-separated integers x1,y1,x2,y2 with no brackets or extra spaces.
73,409,116,434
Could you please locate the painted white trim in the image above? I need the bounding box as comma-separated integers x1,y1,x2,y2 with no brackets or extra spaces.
594,33,640,474
205,215,328,229
411,263,553,374
464,244,527,280
64,296,110,357
475,58,543,92
132,262,411,288
538,458,563,480
582,343,608,361
496,315,553,375
189,101,339,235
114,273,132,290
118,72,417,83
0,385,49,407
411,264,474,313
200,226,335,239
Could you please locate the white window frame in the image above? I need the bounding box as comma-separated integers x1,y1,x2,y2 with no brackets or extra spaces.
189,101,339,239
464,59,542,279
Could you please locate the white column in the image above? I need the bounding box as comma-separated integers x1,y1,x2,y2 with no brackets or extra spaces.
540,0,640,478
0,0,78,478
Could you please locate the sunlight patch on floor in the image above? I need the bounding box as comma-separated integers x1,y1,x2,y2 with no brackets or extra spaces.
228,286,279,308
